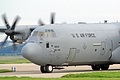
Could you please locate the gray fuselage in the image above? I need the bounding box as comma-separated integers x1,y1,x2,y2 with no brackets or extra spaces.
21,23,120,66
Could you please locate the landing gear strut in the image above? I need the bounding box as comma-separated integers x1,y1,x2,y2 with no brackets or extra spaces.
91,64,109,70
40,65,53,73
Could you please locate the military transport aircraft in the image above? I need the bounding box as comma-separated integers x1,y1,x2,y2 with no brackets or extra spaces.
0,13,120,73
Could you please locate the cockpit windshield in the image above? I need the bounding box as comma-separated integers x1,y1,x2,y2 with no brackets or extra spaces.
32,29,56,39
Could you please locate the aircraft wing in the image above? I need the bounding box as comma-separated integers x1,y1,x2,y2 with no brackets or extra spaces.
0,28,6,32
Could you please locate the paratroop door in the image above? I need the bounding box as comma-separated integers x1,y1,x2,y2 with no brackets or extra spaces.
67,48,76,62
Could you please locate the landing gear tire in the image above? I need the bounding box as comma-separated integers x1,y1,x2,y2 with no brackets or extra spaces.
45,65,53,73
40,66,46,73
100,64,109,70
91,65,100,70
40,65,53,73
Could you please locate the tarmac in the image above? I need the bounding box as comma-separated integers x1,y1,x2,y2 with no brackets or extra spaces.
0,63,120,78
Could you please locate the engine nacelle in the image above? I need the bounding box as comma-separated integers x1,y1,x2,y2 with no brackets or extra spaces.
14,27,31,43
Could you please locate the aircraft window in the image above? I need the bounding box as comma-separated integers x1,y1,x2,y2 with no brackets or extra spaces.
46,43,49,48
45,29,47,32
32,31,38,36
102,48,104,50
45,29,55,32
45,29,56,38
51,29,54,32
95,49,97,51
32,29,56,39
38,32,44,37
48,29,51,32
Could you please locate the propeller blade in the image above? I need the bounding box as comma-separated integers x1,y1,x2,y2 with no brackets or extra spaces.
1,35,9,46
38,19,45,26
11,16,20,30
51,12,55,24
2,14,10,29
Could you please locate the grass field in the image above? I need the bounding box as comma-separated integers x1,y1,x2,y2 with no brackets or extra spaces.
0,72,120,80
0,69,12,73
62,71,120,78
0,56,30,64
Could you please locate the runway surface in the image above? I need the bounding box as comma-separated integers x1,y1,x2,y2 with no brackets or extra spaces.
0,63,120,78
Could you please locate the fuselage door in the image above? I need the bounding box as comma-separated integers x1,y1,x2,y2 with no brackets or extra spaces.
67,48,76,62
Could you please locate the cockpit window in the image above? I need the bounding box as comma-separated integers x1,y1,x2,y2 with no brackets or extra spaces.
32,31,38,36
45,29,56,38
32,29,56,38
38,32,44,37
51,29,54,32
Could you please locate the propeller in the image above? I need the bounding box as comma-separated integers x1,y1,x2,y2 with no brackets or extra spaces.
38,19,45,26
51,12,55,24
0,13,21,50
38,12,55,26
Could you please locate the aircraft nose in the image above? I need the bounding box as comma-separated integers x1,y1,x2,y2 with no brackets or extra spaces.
21,43,42,64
